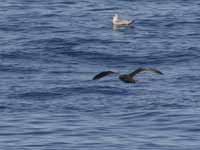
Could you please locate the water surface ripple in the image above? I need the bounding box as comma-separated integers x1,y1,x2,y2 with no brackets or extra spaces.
0,0,200,150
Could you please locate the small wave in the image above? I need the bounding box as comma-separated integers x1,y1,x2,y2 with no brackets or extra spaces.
52,85,129,96
88,7,120,12
0,64,41,74
12,91,63,100
0,24,25,32
60,48,198,66
8,85,129,101
0,51,38,60
59,1,76,5
165,21,200,27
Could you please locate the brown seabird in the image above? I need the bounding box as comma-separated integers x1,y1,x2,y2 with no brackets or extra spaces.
93,67,163,83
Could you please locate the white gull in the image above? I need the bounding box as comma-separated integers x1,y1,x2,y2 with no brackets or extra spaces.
112,14,134,26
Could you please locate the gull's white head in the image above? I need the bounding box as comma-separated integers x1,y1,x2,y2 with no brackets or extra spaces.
112,14,118,23
113,14,118,19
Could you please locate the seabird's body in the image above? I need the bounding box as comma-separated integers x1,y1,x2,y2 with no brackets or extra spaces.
112,14,134,26
93,67,163,83
119,74,136,83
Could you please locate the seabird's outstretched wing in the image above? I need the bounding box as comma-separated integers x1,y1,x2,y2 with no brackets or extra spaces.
129,67,163,77
93,71,116,80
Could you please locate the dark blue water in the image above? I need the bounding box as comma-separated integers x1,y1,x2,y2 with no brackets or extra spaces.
0,0,200,149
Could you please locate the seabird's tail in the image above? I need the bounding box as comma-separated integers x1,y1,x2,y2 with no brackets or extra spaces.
128,20,134,25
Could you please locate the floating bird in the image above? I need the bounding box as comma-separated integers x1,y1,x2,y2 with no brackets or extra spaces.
112,14,134,26
93,67,163,83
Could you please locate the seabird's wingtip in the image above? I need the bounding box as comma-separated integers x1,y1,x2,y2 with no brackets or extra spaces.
129,20,135,25
92,77,97,80
150,68,164,75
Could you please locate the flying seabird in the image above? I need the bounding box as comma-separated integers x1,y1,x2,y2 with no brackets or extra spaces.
93,67,163,83
112,14,134,26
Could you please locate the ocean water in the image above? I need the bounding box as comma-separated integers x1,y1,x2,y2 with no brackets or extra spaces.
0,0,200,149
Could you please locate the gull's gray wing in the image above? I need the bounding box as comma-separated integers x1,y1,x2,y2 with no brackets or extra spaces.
114,20,134,26
129,67,163,77
93,71,116,80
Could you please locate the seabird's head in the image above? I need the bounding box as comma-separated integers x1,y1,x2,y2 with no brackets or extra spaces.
113,14,118,21
113,14,118,19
